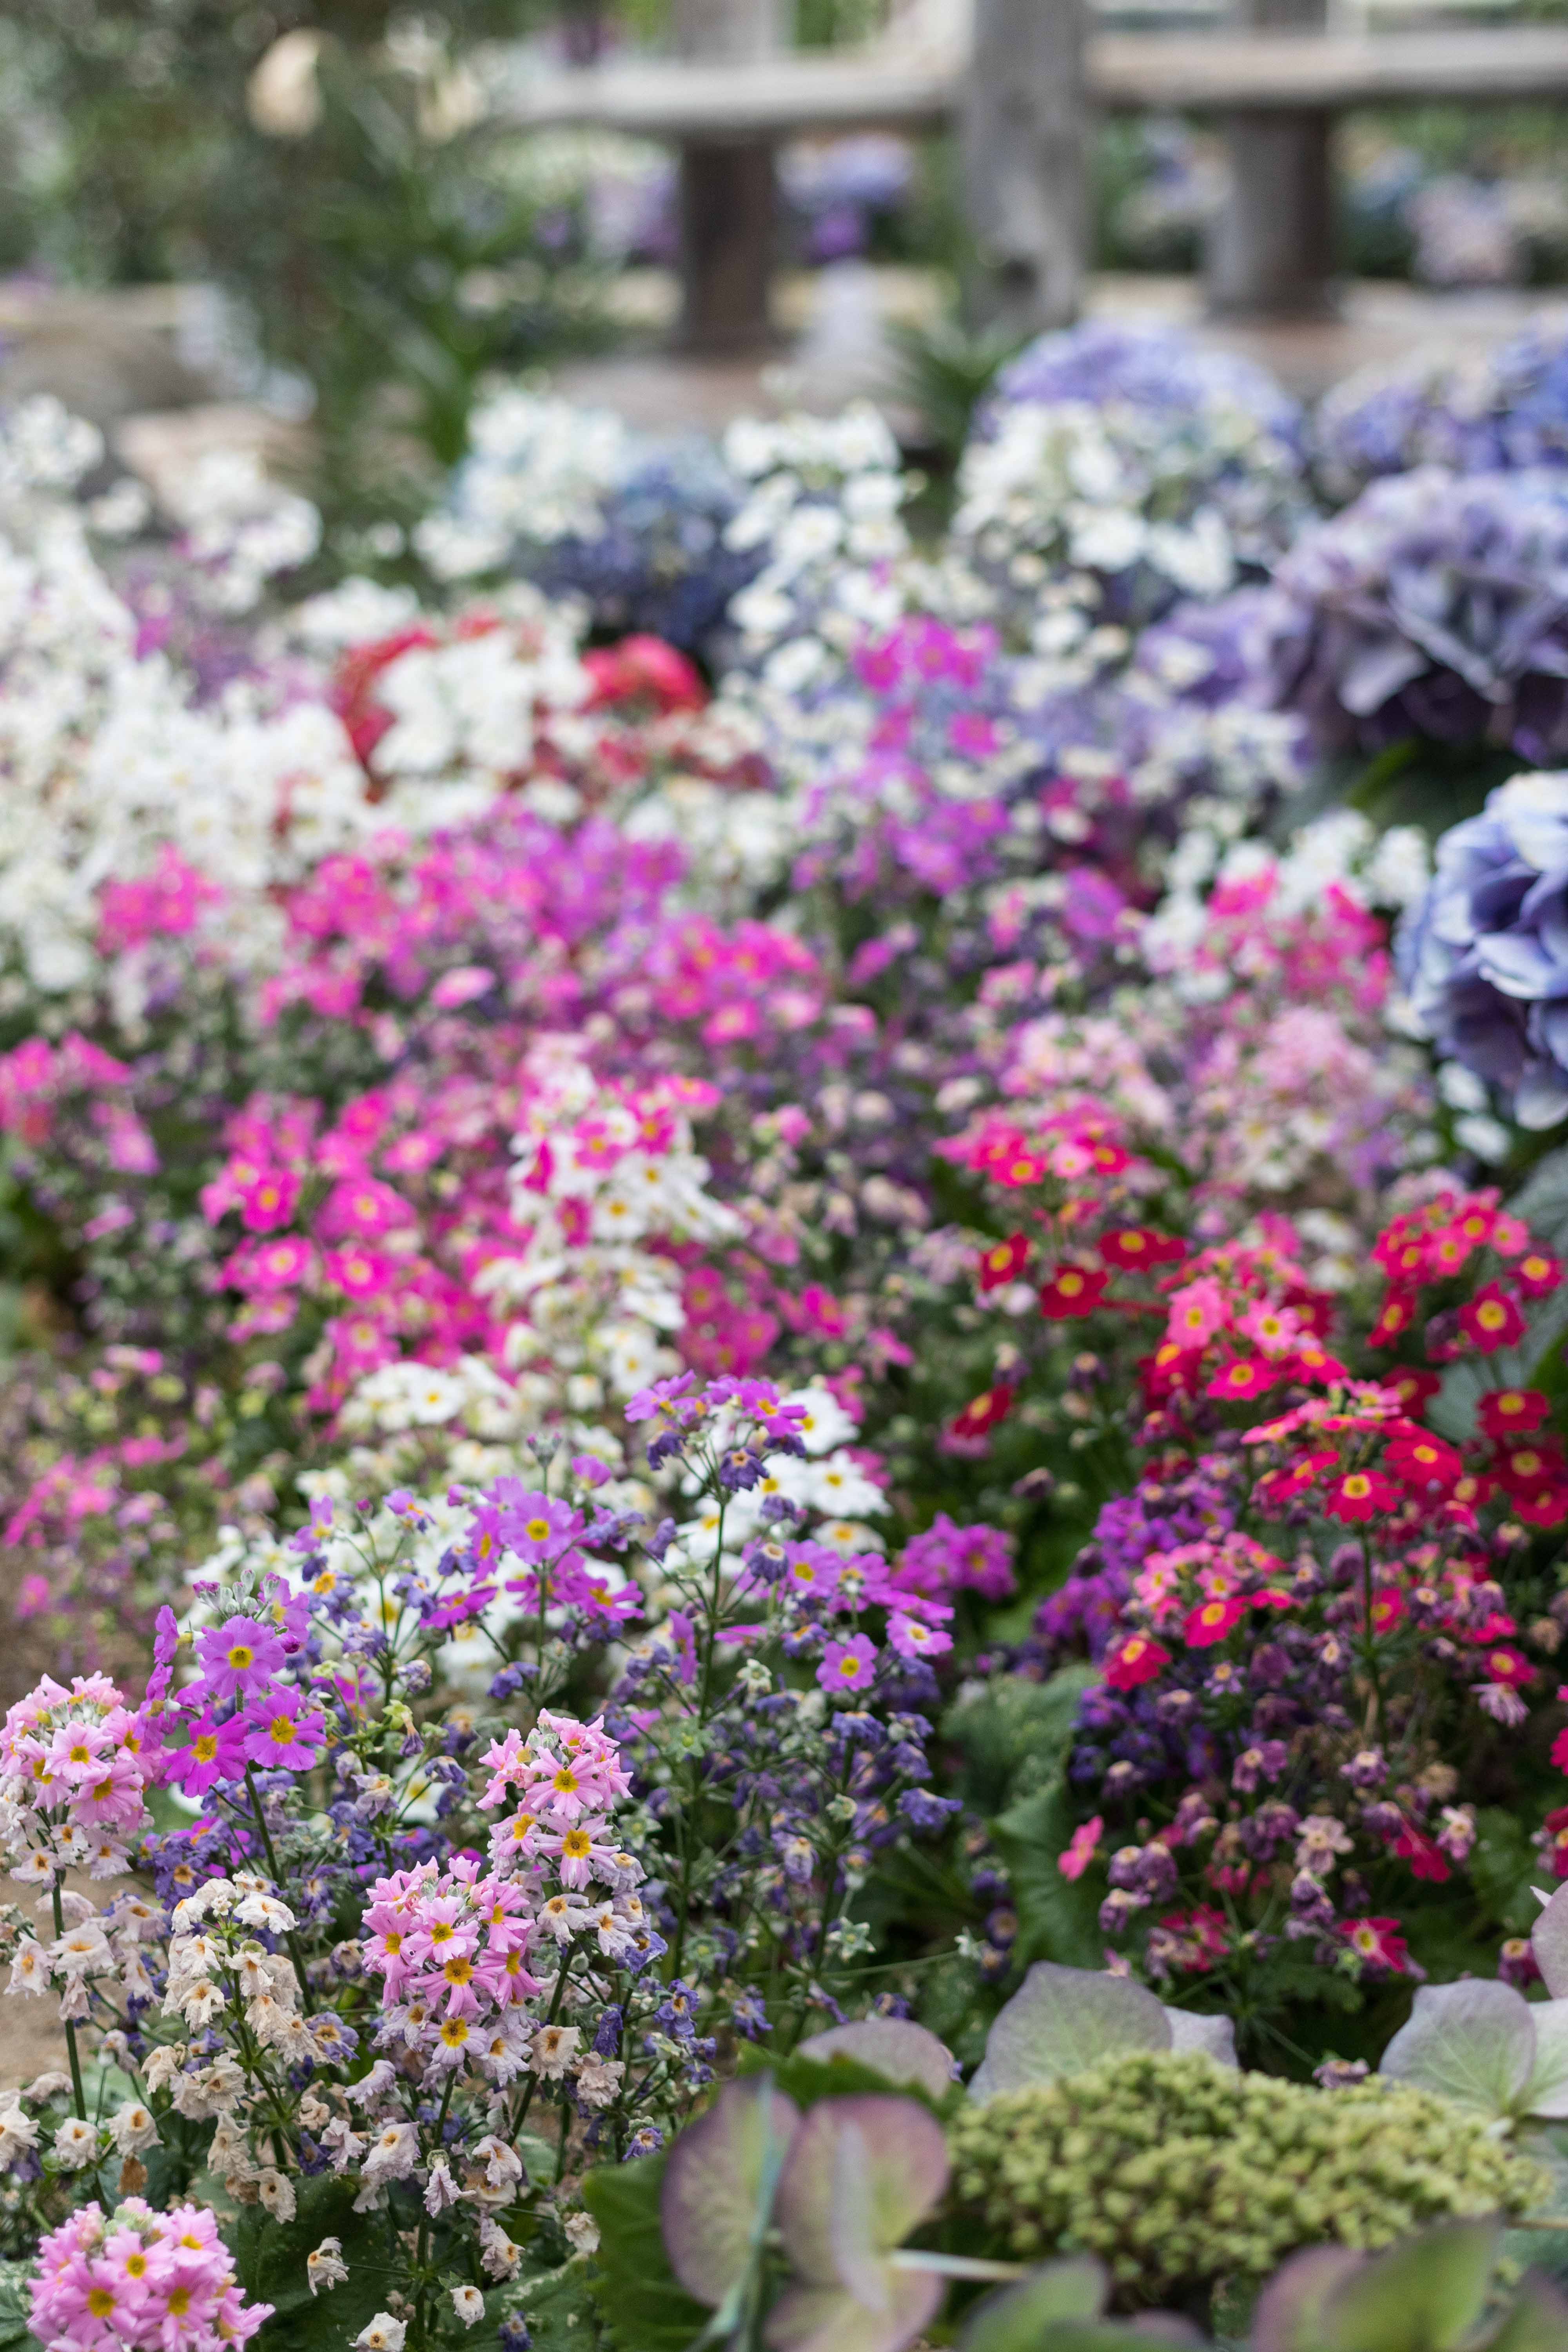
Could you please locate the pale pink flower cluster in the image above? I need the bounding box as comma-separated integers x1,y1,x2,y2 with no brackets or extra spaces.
362,1857,542,2083
28,2198,271,2352
0,1672,152,1883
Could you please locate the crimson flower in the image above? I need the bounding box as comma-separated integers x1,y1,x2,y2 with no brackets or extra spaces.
1369,1289,1418,1346
1479,1386,1550,1438
1324,1470,1397,1523
947,1385,1016,1441
1103,1632,1171,1690
1205,1358,1276,1403
1039,1266,1108,1319
1183,1595,1245,1648
977,1232,1031,1292
1460,1283,1528,1353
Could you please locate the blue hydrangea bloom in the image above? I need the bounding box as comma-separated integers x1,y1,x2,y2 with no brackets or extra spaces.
1315,312,1568,503
1397,769,1568,1129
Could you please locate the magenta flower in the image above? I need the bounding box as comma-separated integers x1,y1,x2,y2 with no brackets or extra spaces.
160,1712,243,1797
236,1691,327,1771
237,1169,301,1233
818,1634,877,1693
193,1616,286,1701
887,1611,953,1662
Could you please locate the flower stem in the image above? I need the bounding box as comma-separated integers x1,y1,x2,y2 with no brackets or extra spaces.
51,1877,88,2123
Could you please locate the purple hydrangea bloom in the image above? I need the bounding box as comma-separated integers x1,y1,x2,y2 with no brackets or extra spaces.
1397,768,1568,1128
983,320,1304,452
1259,468,1568,762
1315,312,1568,504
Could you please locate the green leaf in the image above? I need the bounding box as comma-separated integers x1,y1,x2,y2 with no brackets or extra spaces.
969,1964,1169,2102
0,2260,42,2352
661,2076,799,2308
754,2046,953,2116
1486,2273,1568,2352
1378,1982,1535,2123
232,2174,396,2350
580,2152,713,2352
507,2257,605,2352
991,1781,1105,1973
1319,2219,1502,2352
1510,1145,1568,1252
958,2255,1108,2350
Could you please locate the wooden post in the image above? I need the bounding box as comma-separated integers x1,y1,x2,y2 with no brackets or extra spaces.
671,0,786,352
1206,0,1337,317
960,0,1087,340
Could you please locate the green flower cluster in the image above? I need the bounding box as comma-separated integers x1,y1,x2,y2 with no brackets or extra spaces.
947,2052,1549,2305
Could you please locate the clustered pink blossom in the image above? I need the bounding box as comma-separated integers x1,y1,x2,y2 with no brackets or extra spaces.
28,2199,272,2352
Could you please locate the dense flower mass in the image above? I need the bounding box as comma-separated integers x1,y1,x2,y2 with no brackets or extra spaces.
4,308,1568,2347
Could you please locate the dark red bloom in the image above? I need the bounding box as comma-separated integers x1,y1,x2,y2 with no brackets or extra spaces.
1479,1387,1550,1439
1370,1290,1419,1347
1039,1266,1108,1319
1460,1283,1528,1354
1325,1470,1397,1523
948,1385,1016,1442
977,1232,1031,1293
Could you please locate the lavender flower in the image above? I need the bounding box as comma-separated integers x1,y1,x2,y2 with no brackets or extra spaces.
1397,768,1568,1127
1315,312,1568,503
1260,468,1568,762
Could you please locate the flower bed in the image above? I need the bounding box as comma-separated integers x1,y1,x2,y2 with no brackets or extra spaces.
2,321,1568,2347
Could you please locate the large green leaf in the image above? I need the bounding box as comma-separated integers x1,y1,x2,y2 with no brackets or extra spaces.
0,2262,42,2352
505,2258,606,2352
957,2256,1108,2350
232,2174,396,2349
991,1782,1105,1972
969,1964,1168,2102
580,2152,713,2352
1487,2273,1568,2352
1318,2220,1501,2352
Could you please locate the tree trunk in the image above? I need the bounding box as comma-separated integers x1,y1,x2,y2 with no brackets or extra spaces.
1206,0,1337,318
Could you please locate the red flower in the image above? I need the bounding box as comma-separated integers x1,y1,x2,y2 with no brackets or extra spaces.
977,1232,1031,1293
1481,1645,1535,1690
1103,1632,1171,1690
1383,1433,1463,1495
1494,1439,1568,1497
1393,1826,1450,1883
948,1385,1016,1442
1039,1266,1108,1319
1516,1486,1568,1529
1324,1470,1397,1523
1460,1283,1528,1354
1342,1916,1411,1973
1284,1338,1348,1383
1099,1227,1185,1272
1380,1368,1441,1413
1183,1595,1245,1648
1370,1290,1419,1347
1088,1142,1130,1176
1515,1249,1563,1299
1205,1357,1278,1403
1141,1341,1202,1399
1544,1801,1568,1877
1368,1587,1405,1635
1479,1387,1550,1439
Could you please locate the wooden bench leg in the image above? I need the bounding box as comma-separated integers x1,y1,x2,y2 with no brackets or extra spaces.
677,140,778,353
1207,108,1337,318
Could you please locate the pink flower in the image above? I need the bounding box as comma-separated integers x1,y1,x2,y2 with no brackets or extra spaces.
324,1245,392,1298
316,1176,413,1241
1059,1817,1103,1881
818,1634,877,1693
236,1691,327,1771
887,1611,953,1661
193,1616,285,1701
1166,1277,1229,1348
1182,1595,1245,1648
236,1169,301,1233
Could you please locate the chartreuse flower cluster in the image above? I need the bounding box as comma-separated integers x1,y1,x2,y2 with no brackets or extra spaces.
947,2051,1547,2304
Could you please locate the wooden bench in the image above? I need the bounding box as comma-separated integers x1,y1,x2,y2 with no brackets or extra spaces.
499,18,1568,339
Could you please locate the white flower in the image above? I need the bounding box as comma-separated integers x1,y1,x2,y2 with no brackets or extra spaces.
530,2022,581,2078
52,2116,100,2170
108,2102,158,2155
0,2103,38,2164
355,2314,408,2352
233,1891,298,1933
361,2119,420,2182
450,2285,485,2327
423,2157,461,2216
564,2211,601,2256
478,2218,522,2281
8,1940,47,1995
257,2168,297,2220
306,2236,350,2296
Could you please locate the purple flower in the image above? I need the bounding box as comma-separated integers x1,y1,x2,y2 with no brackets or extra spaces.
1399,768,1568,1127
193,1614,286,1700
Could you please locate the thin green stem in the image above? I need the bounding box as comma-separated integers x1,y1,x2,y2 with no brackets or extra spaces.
51,1877,88,2123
